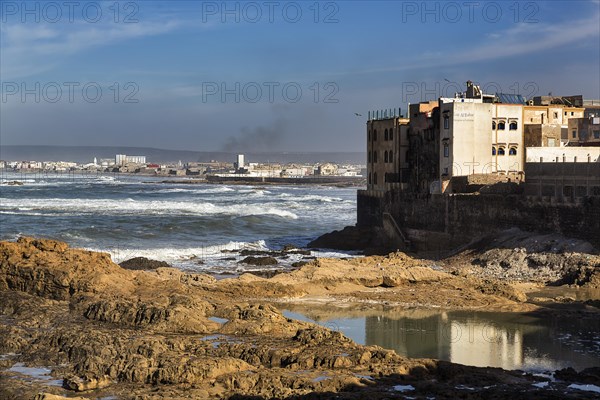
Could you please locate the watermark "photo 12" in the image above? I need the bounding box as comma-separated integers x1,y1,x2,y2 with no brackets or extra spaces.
200,1,340,23
0,1,139,23
400,1,540,24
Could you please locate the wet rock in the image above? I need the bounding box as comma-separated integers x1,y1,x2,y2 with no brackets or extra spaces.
63,374,111,391
119,257,171,270
238,256,278,266
308,226,386,251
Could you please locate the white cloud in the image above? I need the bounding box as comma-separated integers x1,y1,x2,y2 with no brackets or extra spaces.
337,9,600,77
0,19,181,79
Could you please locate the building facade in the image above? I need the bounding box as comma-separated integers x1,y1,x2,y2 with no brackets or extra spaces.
366,115,409,191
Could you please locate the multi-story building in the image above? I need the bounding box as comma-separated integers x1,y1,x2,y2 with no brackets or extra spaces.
407,101,439,194
366,110,409,191
569,115,600,146
116,154,147,166
523,104,585,147
492,103,525,174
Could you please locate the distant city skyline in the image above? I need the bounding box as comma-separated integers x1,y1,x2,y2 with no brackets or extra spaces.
1,0,599,152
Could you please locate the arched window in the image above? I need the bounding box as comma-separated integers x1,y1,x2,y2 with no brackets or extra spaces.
509,147,517,156
498,121,506,130
509,121,518,130
492,146,497,156
373,172,378,185
498,147,506,156
373,130,377,141
384,151,388,163
389,150,394,162
492,121,496,130
384,129,388,141
373,151,378,163
367,151,371,163
368,173,371,185
389,128,394,141
368,130,371,141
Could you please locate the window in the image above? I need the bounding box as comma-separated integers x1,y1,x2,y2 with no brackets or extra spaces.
373,151,377,163
368,130,371,141
509,147,517,156
498,147,506,156
368,173,371,185
389,128,393,141
384,151,388,163
509,121,517,130
367,152,371,163
384,129,388,141
373,130,377,141
373,172,378,185
564,111,567,116
389,150,394,162
443,115,449,129
443,144,449,157
492,147,497,156
572,130,577,139
497,121,506,130
443,167,449,175
554,112,558,119
571,112,574,116
594,131,600,139
492,121,496,130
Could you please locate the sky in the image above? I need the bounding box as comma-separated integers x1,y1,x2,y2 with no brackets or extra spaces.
1,0,599,152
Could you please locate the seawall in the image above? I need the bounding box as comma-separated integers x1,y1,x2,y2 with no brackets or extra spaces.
358,190,600,252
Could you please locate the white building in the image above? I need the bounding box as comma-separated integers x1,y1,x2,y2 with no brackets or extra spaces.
116,154,146,165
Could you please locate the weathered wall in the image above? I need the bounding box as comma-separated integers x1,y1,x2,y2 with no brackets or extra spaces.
357,190,600,249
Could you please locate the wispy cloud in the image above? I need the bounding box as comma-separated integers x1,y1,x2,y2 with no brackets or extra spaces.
0,19,181,79
336,9,600,77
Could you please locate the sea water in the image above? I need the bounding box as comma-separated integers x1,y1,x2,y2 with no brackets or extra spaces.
0,172,357,274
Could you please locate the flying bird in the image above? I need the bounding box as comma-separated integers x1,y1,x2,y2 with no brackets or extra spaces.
354,113,362,116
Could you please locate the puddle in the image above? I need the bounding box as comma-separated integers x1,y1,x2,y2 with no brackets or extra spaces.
7,363,63,386
282,309,600,372
208,317,229,324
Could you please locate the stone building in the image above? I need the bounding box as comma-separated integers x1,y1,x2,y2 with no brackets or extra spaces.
366,111,409,191
523,105,585,147
492,103,525,174
407,101,440,194
568,103,600,146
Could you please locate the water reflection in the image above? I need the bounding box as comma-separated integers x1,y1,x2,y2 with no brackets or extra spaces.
283,310,600,371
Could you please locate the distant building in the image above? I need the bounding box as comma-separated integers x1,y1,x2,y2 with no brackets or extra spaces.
316,163,339,176
234,154,246,171
116,154,146,165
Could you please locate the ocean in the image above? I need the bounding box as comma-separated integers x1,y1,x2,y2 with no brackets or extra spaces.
0,172,358,274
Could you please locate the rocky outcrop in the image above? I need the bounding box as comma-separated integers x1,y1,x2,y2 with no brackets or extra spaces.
119,256,171,270
308,225,387,252
0,237,596,400
239,256,278,266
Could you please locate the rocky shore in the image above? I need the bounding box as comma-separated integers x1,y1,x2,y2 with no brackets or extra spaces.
1,237,599,399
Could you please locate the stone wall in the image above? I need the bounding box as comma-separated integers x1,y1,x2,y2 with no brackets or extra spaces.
357,190,600,250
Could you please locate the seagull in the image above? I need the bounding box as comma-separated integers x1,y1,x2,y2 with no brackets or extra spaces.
354,113,362,116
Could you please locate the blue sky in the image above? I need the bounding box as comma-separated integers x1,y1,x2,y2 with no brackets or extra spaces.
1,0,599,152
